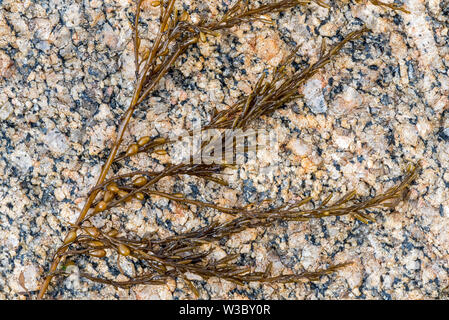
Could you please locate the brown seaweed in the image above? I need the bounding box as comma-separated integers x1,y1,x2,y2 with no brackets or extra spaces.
37,0,416,299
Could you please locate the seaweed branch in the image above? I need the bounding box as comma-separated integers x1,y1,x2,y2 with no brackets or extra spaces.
206,27,369,130
364,0,410,14
43,164,418,297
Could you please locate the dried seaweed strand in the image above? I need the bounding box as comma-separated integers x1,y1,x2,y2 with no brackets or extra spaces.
206,27,369,130
49,164,418,296
364,0,410,14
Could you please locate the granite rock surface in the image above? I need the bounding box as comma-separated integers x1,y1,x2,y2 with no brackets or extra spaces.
0,0,448,299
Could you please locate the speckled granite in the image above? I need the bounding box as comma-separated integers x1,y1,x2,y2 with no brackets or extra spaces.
0,0,448,300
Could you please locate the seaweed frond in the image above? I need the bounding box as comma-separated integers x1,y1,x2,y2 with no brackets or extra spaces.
133,0,322,107
206,27,369,130
356,0,411,14
47,164,418,296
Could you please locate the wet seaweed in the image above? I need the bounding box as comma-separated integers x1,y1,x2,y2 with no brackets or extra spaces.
37,0,415,299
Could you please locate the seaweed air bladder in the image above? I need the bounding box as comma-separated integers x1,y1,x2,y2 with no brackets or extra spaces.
37,0,416,299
